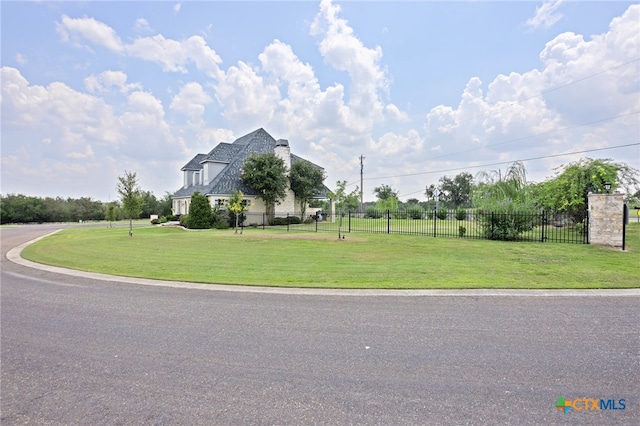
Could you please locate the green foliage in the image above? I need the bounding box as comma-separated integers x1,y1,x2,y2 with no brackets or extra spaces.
407,206,423,220
289,160,326,219
186,192,213,229
179,214,189,227
117,171,143,236
474,161,534,211
228,189,247,233
455,208,467,221
269,216,301,226
436,209,448,220
535,158,639,212
477,208,538,241
459,226,467,238
328,180,360,214
439,172,474,208
105,203,117,226
241,153,288,218
365,207,383,219
374,184,399,211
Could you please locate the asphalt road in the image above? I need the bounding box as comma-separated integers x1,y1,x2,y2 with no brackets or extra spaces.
1,225,638,425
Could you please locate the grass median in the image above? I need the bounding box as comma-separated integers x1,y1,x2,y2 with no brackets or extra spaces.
21,222,640,289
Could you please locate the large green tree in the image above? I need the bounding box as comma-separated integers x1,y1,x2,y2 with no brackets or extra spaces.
535,158,639,212
116,171,143,237
241,153,288,219
438,172,474,208
289,161,326,219
374,184,399,211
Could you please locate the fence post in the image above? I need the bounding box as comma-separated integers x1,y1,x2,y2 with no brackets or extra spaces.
286,212,289,231
433,208,437,237
315,212,318,232
348,211,351,233
387,210,390,234
263,213,265,230
541,211,546,243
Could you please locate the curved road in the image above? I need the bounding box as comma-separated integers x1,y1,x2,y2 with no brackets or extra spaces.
1,225,638,424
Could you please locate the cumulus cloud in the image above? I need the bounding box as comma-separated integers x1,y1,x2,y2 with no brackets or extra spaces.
84,70,141,94
57,17,223,78
424,4,639,183
170,82,213,125
525,0,564,30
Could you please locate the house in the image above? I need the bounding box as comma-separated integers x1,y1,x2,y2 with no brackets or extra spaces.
172,128,330,217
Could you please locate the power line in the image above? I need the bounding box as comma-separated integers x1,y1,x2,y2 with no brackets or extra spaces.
396,142,640,198
428,110,640,162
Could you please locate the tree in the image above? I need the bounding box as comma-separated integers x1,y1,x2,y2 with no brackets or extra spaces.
105,203,117,228
374,184,399,211
289,160,326,219
474,161,533,209
535,158,639,212
116,171,142,237
187,192,213,229
228,189,247,234
241,153,288,220
438,172,474,209
327,180,360,215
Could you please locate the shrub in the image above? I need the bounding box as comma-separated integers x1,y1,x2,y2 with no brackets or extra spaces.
436,209,448,220
159,216,168,223
213,220,229,229
269,216,301,226
426,210,435,220
303,218,315,225
179,214,189,227
395,209,408,219
151,218,160,225
249,223,259,228
365,207,383,219
455,208,467,221
459,225,466,238
477,209,537,241
408,207,423,220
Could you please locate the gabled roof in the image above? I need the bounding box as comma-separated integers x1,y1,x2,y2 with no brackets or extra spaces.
173,128,328,199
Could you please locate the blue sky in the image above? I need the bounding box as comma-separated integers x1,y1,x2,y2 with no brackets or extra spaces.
2,0,639,202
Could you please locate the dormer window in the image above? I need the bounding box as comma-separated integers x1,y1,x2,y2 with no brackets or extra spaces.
194,171,200,186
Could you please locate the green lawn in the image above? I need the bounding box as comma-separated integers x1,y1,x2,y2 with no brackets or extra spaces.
21,223,640,289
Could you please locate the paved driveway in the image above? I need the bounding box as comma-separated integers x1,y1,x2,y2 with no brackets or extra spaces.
1,225,638,424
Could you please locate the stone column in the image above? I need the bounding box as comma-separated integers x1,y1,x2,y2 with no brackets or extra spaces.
588,193,624,247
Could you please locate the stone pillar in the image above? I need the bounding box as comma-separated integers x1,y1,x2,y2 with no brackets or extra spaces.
588,193,624,247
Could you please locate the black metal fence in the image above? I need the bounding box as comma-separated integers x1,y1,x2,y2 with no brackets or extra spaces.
239,208,589,244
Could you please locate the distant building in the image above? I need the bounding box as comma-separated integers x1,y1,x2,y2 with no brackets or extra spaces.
172,128,329,216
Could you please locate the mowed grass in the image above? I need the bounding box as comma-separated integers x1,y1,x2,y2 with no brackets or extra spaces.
21,222,640,289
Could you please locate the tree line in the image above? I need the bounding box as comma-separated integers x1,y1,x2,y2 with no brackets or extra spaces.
0,190,172,225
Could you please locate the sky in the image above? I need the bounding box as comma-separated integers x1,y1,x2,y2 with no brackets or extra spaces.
1,0,639,203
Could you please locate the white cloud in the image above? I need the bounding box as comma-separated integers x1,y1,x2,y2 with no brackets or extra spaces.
423,4,640,184
57,17,223,78
84,70,141,94
525,0,564,30
170,82,213,125
133,18,152,34
56,15,123,52
174,3,182,14
15,53,27,65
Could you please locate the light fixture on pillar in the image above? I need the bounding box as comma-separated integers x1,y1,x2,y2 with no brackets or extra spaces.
604,182,612,193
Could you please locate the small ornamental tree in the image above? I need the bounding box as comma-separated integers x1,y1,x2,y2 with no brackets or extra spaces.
289,160,326,219
228,189,247,234
116,171,142,237
374,184,399,211
105,203,117,228
241,153,288,220
187,192,213,229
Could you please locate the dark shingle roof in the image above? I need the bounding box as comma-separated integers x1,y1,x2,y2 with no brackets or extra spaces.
173,128,328,199
180,153,206,171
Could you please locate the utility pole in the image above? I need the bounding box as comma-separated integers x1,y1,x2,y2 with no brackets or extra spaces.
360,154,365,214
